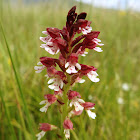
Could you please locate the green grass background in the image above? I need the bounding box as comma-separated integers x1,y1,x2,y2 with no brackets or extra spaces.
0,0,140,139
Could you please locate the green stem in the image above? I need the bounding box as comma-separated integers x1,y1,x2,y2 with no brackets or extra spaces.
60,38,79,139
61,74,71,137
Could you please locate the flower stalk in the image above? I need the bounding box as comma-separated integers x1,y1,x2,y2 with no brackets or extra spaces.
35,6,103,140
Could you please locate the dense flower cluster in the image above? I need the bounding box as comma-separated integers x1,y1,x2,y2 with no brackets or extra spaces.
35,6,103,140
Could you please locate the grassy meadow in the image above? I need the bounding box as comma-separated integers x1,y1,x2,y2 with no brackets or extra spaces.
0,0,140,140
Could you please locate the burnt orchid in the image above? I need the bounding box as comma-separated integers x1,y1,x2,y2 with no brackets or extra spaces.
35,6,103,140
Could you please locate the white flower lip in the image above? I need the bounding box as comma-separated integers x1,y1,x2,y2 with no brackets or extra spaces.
64,129,70,139
87,71,100,82
34,62,46,73
82,26,92,35
87,110,96,119
70,98,85,112
66,65,77,74
75,63,81,70
79,79,85,83
42,31,48,35
65,62,69,68
40,37,44,41
48,84,55,90
74,102,84,111
37,62,42,65
81,51,88,57
40,35,59,55
48,78,54,84
65,63,81,74
92,38,104,52
40,103,50,113
94,47,103,52
39,100,46,105
36,131,46,140
48,78,64,91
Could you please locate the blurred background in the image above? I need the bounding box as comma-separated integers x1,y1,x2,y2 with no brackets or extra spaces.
0,0,140,140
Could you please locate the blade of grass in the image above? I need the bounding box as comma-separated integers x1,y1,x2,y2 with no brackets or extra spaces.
71,130,80,140
0,21,36,139
0,86,17,140
0,41,30,140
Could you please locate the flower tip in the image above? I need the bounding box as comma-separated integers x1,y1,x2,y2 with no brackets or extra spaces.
37,62,42,65
99,43,104,46
69,6,76,13
75,63,81,70
40,37,43,40
39,108,44,112
40,45,44,48
94,78,100,82
94,47,103,52
36,131,46,140
35,70,42,73
79,79,85,83
39,100,46,105
42,31,48,34
87,110,96,119
65,62,69,68
44,74,49,79
48,78,54,84
48,85,55,90
34,66,37,70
